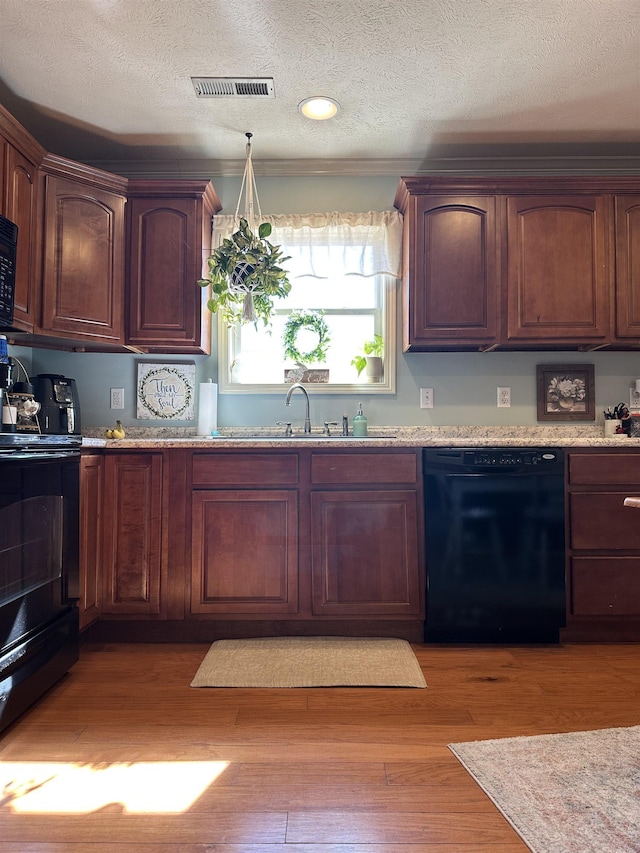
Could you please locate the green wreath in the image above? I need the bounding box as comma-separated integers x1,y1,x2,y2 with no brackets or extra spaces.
283,310,330,364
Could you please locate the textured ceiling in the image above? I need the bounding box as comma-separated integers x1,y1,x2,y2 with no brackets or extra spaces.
0,0,639,174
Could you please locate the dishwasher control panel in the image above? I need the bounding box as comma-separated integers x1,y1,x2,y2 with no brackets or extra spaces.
463,450,560,467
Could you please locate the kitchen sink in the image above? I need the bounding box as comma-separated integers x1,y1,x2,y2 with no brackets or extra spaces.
214,432,396,441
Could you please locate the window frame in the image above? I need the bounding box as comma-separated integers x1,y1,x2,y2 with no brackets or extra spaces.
217,275,397,395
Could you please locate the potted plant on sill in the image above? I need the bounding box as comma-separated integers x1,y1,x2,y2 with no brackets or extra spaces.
351,333,384,383
198,217,291,326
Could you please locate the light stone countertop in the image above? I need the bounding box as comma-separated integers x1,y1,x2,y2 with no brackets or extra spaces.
82,425,640,449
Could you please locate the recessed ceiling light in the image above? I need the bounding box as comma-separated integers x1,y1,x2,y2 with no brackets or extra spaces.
298,97,341,120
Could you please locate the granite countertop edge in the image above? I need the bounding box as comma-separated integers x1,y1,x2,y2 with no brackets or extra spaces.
82,425,640,449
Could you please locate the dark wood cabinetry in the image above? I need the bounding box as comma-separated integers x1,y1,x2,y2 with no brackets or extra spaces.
565,451,640,640
101,452,164,616
395,177,640,351
186,448,424,638
191,453,299,615
399,193,499,348
1,100,223,353
614,195,640,339
309,452,423,618
2,143,41,331
0,102,45,333
79,453,103,630
126,180,221,353
506,195,609,344
40,157,127,344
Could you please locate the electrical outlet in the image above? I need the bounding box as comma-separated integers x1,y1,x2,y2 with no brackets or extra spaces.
420,387,434,409
497,386,511,408
110,387,125,409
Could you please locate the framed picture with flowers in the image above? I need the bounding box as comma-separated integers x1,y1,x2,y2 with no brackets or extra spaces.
536,363,595,421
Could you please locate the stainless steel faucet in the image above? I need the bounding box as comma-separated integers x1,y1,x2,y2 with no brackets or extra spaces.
285,383,311,433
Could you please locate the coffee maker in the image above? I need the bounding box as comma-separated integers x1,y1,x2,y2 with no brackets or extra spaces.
32,374,81,435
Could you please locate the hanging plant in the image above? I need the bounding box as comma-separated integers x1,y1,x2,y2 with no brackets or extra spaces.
283,309,331,365
198,217,291,326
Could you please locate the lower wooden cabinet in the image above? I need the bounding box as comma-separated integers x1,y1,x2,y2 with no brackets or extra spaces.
566,451,640,639
79,453,103,630
191,489,299,614
310,489,421,616
101,452,164,616
87,446,424,639
190,447,424,630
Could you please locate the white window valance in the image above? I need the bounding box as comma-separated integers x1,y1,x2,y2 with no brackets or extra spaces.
211,210,403,279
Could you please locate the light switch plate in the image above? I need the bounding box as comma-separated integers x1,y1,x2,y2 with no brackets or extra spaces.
420,387,434,409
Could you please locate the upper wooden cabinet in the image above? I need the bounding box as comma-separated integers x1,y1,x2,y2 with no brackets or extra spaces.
614,196,640,340
0,103,45,333
40,155,127,344
395,177,640,351
126,180,221,353
401,194,499,348
506,195,609,344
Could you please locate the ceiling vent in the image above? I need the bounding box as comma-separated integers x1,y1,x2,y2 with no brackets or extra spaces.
191,77,275,98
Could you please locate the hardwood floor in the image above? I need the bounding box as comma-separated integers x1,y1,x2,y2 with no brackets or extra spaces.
1,641,639,851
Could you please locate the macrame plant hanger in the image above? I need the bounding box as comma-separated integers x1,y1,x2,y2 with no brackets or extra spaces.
229,132,264,322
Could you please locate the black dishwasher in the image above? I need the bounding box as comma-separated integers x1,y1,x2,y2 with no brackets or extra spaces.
424,448,565,643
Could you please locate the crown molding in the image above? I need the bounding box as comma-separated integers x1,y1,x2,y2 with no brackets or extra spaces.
89,155,640,180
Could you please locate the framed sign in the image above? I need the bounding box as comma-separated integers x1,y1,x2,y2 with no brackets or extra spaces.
536,363,595,421
136,362,195,420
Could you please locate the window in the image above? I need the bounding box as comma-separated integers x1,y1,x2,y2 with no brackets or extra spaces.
215,211,402,394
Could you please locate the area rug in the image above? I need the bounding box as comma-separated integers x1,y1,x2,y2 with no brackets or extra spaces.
190,636,427,688
449,725,640,853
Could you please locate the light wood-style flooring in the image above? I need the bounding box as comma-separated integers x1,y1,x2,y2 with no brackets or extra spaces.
0,641,639,851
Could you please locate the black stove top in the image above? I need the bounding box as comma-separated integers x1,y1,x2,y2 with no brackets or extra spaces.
0,432,82,450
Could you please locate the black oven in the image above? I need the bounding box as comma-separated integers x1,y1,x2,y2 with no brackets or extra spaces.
0,433,81,734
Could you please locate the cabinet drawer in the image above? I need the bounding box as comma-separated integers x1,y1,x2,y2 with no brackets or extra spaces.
193,452,298,487
311,452,417,485
569,453,640,484
571,557,640,616
570,492,640,549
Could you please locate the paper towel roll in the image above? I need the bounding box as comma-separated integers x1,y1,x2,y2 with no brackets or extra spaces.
197,382,218,436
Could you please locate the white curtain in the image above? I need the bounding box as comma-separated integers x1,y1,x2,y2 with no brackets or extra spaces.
211,210,403,279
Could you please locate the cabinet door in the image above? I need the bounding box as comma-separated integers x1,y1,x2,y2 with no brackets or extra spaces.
41,175,125,342
570,492,640,550
571,557,640,616
3,142,39,331
614,196,640,340
407,196,498,348
126,181,220,353
191,489,298,614
102,453,163,615
310,490,422,617
506,195,609,342
79,454,103,630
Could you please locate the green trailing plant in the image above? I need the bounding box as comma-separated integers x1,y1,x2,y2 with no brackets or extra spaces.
351,333,384,376
283,309,331,365
198,218,291,326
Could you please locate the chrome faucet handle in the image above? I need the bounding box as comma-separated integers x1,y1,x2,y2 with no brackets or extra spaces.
276,421,293,437
323,421,339,436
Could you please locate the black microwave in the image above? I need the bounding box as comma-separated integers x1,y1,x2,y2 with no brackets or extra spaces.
0,213,18,329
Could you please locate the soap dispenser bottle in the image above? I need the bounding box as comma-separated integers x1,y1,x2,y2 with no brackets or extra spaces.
352,402,368,437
